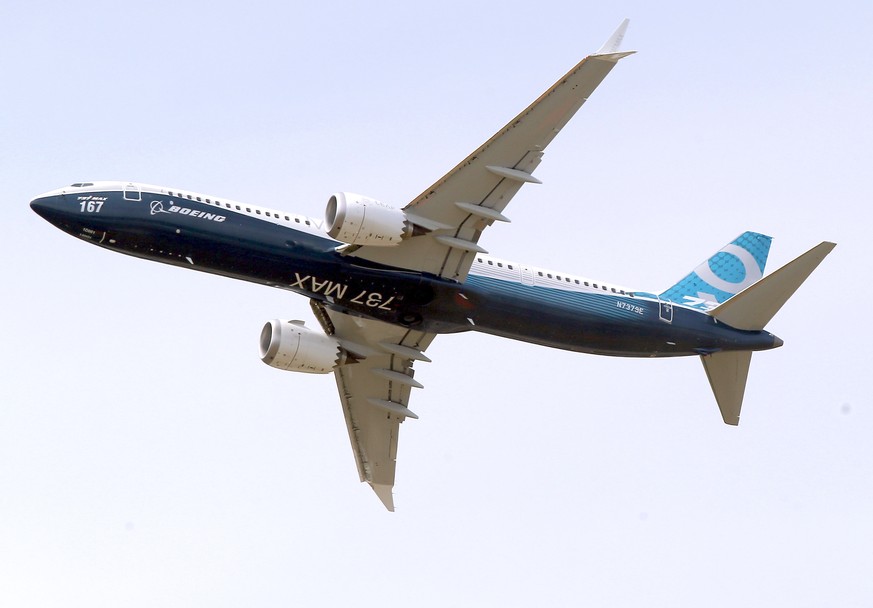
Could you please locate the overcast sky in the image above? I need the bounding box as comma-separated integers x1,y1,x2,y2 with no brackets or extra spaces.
3,1,872,606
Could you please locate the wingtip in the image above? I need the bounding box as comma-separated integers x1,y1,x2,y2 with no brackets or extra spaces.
595,18,630,55
371,483,395,512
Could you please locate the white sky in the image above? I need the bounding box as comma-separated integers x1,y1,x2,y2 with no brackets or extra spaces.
3,1,872,606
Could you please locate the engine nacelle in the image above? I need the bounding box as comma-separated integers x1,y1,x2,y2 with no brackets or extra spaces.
325,192,409,247
260,320,341,374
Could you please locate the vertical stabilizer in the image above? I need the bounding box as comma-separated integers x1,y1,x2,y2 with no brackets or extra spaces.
701,351,753,425
661,232,772,312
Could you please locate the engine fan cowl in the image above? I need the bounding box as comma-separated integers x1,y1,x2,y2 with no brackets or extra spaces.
325,192,408,247
260,320,341,374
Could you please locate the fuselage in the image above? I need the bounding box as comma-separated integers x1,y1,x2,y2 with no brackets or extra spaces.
30,182,781,357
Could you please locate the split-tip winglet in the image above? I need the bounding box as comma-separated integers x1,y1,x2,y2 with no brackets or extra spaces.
595,18,635,57
371,483,395,511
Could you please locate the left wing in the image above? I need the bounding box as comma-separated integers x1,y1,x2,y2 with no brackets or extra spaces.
312,301,435,510
312,22,634,509
344,19,634,281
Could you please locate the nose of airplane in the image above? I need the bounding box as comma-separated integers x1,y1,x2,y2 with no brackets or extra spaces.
30,189,73,228
30,194,54,221
30,195,48,213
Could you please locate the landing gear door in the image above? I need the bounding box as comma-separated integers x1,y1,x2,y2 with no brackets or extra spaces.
658,297,673,323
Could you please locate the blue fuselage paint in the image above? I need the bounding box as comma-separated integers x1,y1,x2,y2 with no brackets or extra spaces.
31,185,780,357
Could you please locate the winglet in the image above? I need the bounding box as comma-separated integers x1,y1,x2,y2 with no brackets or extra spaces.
371,483,395,512
596,18,630,55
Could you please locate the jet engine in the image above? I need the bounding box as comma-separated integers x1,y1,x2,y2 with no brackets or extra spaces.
325,192,409,246
260,320,341,374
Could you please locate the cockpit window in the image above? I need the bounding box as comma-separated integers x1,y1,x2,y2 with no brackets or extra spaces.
71,182,94,187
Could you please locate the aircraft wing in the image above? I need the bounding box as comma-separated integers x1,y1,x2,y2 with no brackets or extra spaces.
344,20,634,281
312,301,435,510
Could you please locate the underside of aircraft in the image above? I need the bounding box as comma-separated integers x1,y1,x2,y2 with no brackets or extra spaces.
30,20,834,510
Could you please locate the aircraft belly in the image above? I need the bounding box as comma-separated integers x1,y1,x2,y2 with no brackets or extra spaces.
457,276,775,357
50,189,776,357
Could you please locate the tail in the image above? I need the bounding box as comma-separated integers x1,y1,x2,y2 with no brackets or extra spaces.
660,231,773,312
700,241,836,425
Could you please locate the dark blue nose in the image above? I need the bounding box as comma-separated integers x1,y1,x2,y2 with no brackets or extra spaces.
30,195,55,220
30,193,75,231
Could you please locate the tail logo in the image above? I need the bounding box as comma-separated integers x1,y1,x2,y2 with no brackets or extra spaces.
659,231,773,312
694,244,763,296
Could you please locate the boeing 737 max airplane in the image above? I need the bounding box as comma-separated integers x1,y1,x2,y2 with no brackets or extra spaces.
30,21,834,510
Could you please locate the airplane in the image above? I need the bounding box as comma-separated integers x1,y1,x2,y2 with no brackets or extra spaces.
30,20,834,510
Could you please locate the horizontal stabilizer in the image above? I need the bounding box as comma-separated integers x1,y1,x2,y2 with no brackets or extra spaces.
701,351,753,425
710,242,836,331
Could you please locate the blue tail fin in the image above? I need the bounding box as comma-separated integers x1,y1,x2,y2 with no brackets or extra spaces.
660,231,772,312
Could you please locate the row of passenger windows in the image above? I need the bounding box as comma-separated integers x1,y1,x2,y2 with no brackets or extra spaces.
478,259,515,270
166,190,313,226
475,257,632,296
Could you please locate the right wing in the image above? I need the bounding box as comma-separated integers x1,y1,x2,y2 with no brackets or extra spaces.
312,301,435,511
312,22,635,509
342,20,635,282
